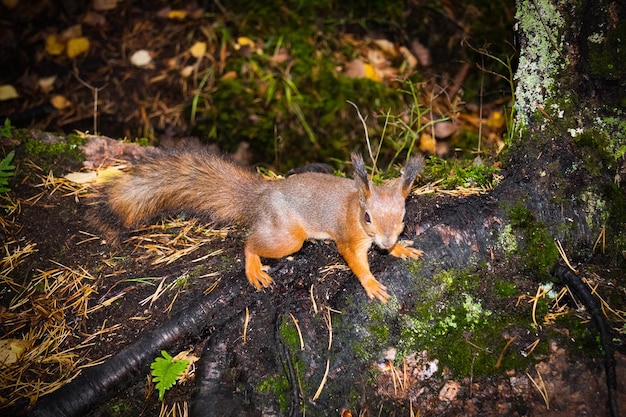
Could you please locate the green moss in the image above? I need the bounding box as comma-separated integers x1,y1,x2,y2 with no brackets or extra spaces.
257,316,308,413
422,156,499,190
507,203,559,278
588,21,626,81
494,279,517,298
24,133,85,174
258,374,291,413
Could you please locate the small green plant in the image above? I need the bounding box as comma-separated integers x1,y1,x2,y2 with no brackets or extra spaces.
150,350,189,401
0,118,12,138
0,150,16,193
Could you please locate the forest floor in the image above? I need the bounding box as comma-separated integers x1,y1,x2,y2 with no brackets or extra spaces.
1,1,625,416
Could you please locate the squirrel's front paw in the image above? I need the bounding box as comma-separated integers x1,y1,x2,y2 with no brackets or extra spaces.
389,241,423,260
362,278,391,304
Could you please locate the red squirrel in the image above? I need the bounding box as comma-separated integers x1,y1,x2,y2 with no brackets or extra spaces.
94,151,424,303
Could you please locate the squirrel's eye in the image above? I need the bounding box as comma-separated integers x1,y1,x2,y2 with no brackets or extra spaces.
364,211,371,224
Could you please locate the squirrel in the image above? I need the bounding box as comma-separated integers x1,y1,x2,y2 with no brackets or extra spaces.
92,151,425,303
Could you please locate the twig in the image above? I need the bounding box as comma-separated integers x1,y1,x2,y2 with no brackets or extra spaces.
73,72,108,134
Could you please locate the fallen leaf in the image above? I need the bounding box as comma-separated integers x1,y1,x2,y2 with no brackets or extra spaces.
487,111,505,129
0,339,31,365
363,63,381,81
438,380,460,402
168,10,187,20
0,85,19,100
180,65,194,78
60,25,82,42
50,95,72,110
38,76,57,93
64,171,97,184
367,49,390,69
92,0,118,11
45,34,65,56
189,41,206,58
221,71,237,81
130,50,153,67
411,39,432,67
237,37,255,48
399,46,418,68
372,38,396,56
66,37,90,58
419,132,437,154
433,120,459,138
82,11,107,26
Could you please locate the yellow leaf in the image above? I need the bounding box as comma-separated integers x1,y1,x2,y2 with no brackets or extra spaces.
418,132,437,154
234,36,255,50
64,171,97,184
45,34,65,56
0,339,31,365
66,37,89,58
363,63,381,82
50,94,72,110
168,10,187,20
486,111,505,129
189,41,206,58
0,84,19,100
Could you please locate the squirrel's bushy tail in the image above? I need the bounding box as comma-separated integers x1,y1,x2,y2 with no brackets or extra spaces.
91,151,267,241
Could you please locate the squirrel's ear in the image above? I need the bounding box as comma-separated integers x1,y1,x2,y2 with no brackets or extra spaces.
399,154,425,197
351,153,371,198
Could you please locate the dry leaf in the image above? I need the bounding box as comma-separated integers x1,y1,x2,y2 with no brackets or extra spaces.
221,71,237,81
45,34,65,56
0,84,19,100
372,38,396,56
419,132,437,154
367,49,389,69
269,47,290,65
180,65,194,78
438,380,460,401
92,0,118,11
38,76,57,93
64,171,97,184
411,39,432,67
66,37,90,58
82,11,107,26
130,50,153,67
399,46,418,68
363,63,381,81
59,24,82,42
0,339,31,365
344,59,380,82
433,120,459,139
50,95,72,110
168,10,187,20
487,111,505,129
189,41,206,58
234,36,255,50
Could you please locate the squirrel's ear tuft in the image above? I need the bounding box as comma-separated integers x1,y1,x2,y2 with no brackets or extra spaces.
351,153,371,198
400,154,425,197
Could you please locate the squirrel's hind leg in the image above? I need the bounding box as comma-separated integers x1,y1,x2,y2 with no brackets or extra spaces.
243,225,308,290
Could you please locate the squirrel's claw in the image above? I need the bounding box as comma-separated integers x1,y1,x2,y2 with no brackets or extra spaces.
245,253,274,289
362,278,391,304
389,241,423,260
